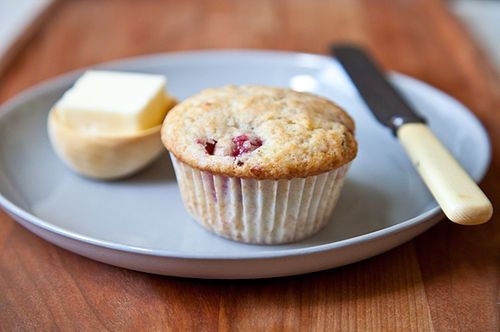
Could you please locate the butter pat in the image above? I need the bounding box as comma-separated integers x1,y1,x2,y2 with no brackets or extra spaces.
56,70,171,134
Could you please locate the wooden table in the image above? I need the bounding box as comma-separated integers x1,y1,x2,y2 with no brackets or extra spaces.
0,0,498,330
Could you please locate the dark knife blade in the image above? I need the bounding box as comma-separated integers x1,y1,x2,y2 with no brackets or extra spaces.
331,45,425,134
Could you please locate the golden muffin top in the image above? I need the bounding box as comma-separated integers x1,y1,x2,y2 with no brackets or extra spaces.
162,85,357,179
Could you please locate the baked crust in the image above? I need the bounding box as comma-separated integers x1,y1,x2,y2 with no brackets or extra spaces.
162,85,357,179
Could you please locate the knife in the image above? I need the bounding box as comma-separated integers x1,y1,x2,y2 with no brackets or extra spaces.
332,44,492,225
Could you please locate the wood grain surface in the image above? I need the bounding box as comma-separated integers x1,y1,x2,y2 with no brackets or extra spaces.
0,0,499,330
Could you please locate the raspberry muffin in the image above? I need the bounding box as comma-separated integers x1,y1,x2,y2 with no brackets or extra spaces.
161,85,357,244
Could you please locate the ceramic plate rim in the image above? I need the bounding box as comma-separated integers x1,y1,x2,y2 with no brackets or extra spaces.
0,49,491,260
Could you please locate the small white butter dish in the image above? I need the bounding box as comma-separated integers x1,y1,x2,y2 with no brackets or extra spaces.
48,70,176,180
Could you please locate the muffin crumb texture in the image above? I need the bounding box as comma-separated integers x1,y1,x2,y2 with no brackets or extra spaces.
162,85,357,179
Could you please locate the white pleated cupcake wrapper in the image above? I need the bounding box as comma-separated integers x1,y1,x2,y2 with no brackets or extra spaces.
170,153,349,244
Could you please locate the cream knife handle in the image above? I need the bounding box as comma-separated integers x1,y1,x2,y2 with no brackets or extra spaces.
397,123,492,225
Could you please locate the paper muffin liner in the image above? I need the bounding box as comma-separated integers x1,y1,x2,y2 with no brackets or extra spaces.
170,153,350,244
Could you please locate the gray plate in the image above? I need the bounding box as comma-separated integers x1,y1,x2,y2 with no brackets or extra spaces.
0,50,491,278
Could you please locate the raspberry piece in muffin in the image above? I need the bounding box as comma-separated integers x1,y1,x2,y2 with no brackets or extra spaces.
231,134,263,157
196,138,217,155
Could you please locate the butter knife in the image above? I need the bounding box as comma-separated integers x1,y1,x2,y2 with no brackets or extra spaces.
332,45,492,225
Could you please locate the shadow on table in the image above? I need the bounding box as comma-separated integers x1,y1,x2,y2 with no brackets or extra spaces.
147,243,425,307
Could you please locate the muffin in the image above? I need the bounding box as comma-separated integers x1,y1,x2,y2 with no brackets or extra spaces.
162,85,357,244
